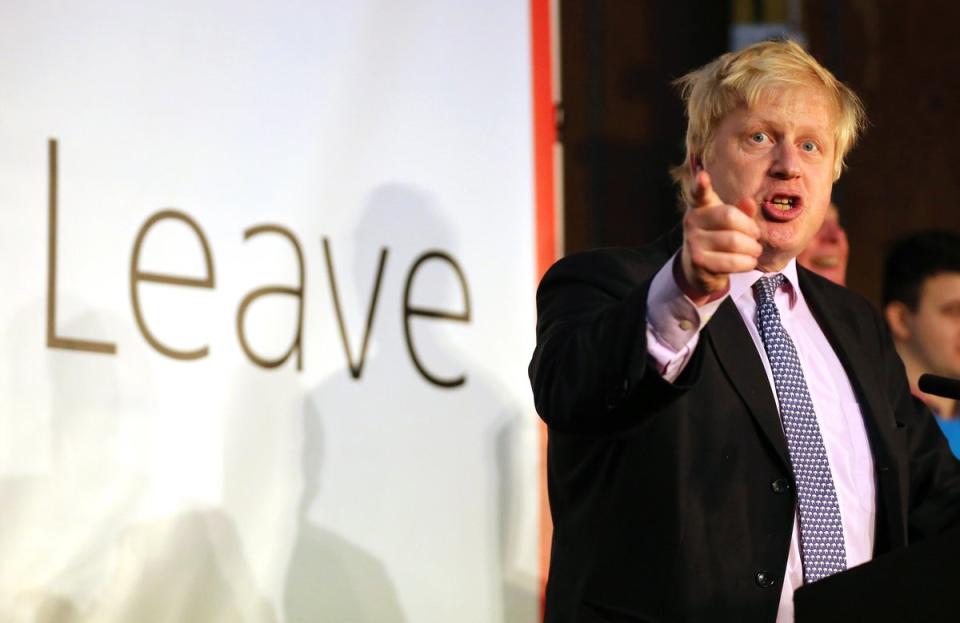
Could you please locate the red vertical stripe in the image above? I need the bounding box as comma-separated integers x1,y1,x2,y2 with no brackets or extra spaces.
531,0,557,282
530,0,556,617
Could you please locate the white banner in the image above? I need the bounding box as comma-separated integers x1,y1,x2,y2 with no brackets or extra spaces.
0,2,540,621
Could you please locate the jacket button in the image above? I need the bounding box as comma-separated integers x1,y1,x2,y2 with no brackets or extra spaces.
605,379,630,410
755,571,775,588
770,478,791,494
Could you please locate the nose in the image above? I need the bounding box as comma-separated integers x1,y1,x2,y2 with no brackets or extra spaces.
829,222,849,248
769,143,801,179
820,218,842,241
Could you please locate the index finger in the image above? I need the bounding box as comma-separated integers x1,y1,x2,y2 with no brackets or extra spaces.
691,170,722,209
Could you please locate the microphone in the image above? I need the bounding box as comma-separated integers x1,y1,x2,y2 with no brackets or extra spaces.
918,374,960,400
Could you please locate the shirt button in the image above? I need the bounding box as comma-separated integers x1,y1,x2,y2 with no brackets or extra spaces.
770,478,792,494
755,571,775,588
678,319,694,331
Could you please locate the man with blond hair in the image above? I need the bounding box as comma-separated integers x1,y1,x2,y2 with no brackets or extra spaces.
530,40,960,622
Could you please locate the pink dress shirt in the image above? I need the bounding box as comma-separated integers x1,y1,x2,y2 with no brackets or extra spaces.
645,254,876,623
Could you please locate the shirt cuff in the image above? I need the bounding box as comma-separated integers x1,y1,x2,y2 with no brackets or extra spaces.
647,252,727,352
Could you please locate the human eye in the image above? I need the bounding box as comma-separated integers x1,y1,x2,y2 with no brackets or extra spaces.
941,302,960,318
749,132,768,143
800,140,819,153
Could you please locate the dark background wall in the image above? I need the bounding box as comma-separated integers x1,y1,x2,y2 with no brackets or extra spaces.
559,0,960,306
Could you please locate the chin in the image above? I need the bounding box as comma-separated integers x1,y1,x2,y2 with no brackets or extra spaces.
765,234,811,265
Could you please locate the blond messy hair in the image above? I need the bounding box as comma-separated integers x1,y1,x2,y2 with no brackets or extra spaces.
671,39,866,206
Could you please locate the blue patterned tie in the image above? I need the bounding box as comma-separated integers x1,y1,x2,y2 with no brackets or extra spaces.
754,274,847,583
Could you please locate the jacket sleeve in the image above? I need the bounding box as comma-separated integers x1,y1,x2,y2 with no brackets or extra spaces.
528,247,698,434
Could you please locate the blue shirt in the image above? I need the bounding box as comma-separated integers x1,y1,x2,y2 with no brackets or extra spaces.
935,416,960,459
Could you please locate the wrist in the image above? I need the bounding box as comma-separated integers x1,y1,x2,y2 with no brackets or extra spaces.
673,253,728,307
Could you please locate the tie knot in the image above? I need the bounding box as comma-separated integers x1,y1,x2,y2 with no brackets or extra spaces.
754,274,786,304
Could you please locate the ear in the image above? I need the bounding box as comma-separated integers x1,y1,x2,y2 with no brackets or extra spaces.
884,301,913,342
689,153,703,176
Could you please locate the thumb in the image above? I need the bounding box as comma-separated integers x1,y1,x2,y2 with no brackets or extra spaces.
691,171,722,209
736,196,758,219
736,197,761,240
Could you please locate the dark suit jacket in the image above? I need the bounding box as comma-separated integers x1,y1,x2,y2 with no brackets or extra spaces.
528,231,960,623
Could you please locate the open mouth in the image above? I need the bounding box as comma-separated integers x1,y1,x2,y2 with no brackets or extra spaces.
770,196,796,210
762,194,802,221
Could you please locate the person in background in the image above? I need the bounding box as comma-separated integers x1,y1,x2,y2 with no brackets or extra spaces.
883,230,960,455
796,203,848,285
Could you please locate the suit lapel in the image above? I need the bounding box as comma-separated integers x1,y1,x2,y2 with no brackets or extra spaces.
798,269,907,547
707,299,791,469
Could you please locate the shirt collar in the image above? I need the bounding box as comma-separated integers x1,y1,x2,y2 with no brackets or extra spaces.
729,258,801,309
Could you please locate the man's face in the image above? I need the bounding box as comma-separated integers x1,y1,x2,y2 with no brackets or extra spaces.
905,273,960,380
797,204,849,285
702,85,837,271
